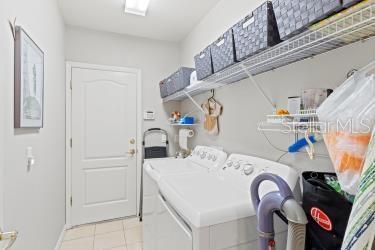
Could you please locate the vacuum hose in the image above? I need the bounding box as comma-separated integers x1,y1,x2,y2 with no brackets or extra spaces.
250,173,308,250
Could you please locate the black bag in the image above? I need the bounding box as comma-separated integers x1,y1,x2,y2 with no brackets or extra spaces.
302,172,352,250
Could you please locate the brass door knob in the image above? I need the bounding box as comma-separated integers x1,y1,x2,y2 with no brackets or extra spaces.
0,229,18,249
127,149,136,157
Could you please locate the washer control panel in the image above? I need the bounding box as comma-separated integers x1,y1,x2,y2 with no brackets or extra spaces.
218,154,298,193
222,155,265,176
189,146,227,170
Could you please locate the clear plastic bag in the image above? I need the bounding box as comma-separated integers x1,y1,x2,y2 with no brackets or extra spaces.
317,75,375,194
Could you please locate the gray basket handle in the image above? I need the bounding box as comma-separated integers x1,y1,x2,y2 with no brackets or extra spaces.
243,14,255,28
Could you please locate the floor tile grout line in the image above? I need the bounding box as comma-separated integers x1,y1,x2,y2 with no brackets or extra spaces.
63,219,132,250
91,234,95,250
122,219,128,247
95,229,125,236
63,235,95,242
103,243,127,250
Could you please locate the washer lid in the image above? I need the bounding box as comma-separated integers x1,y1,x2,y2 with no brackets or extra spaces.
158,159,299,228
144,159,205,182
159,173,254,228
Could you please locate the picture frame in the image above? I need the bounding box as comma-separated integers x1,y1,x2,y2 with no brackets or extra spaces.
14,26,44,128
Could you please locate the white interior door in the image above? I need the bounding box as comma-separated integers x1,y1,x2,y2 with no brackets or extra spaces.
71,67,138,226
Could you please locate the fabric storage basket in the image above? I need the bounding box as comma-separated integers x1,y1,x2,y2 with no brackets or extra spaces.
233,1,280,61
211,29,237,73
272,0,343,40
172,67,195,92
159,80,169,98
194,47,214,80
165,76,176,95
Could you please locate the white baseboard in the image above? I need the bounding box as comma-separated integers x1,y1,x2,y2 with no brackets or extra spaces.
54,224,66,250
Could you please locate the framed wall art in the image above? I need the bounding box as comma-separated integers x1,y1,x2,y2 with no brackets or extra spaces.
14,26,44,128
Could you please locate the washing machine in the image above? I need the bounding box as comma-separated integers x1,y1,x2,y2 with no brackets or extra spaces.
157,154,301,250
143,146,228,250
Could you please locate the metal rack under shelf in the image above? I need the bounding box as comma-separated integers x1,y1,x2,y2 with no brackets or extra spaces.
163,3,375,103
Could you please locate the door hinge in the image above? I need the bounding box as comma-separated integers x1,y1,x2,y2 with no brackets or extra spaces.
70,196,73,206
70,138,72,148
70,80,72,90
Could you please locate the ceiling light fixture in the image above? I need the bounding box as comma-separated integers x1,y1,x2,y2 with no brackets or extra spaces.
125,0,151,16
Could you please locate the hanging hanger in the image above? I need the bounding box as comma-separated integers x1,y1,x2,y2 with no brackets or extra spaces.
208,89,216,103
305,130,315,160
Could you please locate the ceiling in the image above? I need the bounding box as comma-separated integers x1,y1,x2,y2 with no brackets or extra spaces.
58,0,221,42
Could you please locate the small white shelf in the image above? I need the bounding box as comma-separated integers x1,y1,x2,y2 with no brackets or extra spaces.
258,109,321,133
163,3,375,103
168,123,199,126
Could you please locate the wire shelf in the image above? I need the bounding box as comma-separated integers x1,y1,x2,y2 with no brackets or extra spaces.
163,3,375,102
258,109,321,133
257,121,322,133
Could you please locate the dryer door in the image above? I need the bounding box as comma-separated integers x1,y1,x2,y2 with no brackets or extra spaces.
156,194,193,250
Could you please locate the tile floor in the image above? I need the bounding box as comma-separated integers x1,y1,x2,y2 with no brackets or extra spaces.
60,218,143,250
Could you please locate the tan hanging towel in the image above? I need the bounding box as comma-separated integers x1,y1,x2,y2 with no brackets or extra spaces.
202,99,222,135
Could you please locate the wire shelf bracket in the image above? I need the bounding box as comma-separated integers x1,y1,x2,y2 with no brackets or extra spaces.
183,90,205,114
240,64,276,111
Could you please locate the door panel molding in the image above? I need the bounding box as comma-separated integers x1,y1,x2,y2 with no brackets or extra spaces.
65,62,142,228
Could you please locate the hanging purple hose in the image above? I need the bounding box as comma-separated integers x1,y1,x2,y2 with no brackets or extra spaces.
251,173,307,250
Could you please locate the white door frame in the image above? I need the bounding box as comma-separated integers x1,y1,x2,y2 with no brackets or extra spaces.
65,62,142,229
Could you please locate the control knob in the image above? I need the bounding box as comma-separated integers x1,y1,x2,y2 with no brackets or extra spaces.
234,162,241,169
200,152,207,159
243,164,254,175
225,161,233,167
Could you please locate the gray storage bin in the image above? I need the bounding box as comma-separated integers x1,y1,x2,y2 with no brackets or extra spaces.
159,80,168,98
194,47,214,80
273,0,342,40
211,29,237,73
342,0,362,8
233,1,280,61
172,67,195,92
165,76,176,95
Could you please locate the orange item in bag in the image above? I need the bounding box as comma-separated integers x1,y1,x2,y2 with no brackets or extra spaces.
324,132,371,173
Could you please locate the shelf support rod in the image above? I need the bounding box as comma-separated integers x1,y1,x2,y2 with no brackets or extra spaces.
183,91,205,114
240,64,276,111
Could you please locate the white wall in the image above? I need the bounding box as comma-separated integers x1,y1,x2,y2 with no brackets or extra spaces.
0,0,5,231
0,0,66,249
180,0,375,174
65,26,181,154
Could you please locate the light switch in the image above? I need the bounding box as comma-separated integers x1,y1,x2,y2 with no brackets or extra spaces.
26,147,35,170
